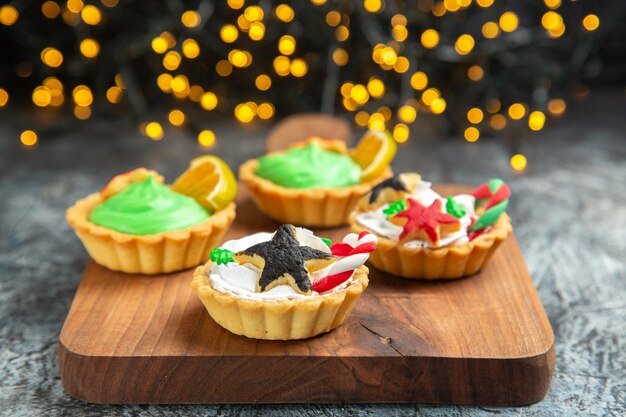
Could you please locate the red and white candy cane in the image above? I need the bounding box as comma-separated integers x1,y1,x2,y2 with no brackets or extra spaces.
312,231,378,293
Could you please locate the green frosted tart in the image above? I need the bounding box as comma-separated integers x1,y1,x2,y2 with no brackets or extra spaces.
88,175,210,235
255,142,362,189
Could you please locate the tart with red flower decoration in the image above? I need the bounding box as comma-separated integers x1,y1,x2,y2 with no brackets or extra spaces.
191,224,377,340
349,174,512,280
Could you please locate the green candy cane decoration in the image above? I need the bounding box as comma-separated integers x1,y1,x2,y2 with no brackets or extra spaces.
469,178,511,232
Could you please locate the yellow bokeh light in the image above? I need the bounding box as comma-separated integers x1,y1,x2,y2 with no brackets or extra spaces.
200,92,218,110
157,73,173,92
168,109,185,126
41,47,63,68
432,3,446,17
228,49,250,68
244,5,264,22
393,123,410,143
467,108,484,124
163,51,181,70
476,0,494,7
393,56,410,73
43,76,62,91
508,103,526,120
42,1,61,19
398,105,416,123
0,88,8,107
216,59,233,76
528,111,546,131
101,0,119,7
74,105,91,120
332,48,349,66
548,98,566,116
355,111,369,127
464,127,480,142
368,113,385,131
410,72,428,90
486,98,501,113
255,74,272,91
0,5,19,25
67,0,83,13
490,114,507,130
189,85,204,102
234,103,255,123
326,11,341,27
547,23,566,39
106,86,122,103
198,130,216,147
258,102,275,120
115,74,125,89
511,154,527,172
364,0,382,13
237,14,251,31
340,82,353,97
392,25,408,42
311,0,327,5
145,122,164,140
160,32,176,48
273,55,291,76
21,130,38,146
278,35,296,55
181,10,201,28
542,11,563,31
79,38,100,58
170,75,189,94
467,65,484,81
220,25,239,43
421,88,439,106
367,78,385,99
275,4,294,22
583,14,600,31
227,0,245,9
350,84,369,105
335,25,349,42
430,98,446,114
381,47,397,65
249,21,265,40
544,0,560,9
444,0,461,12
391,14,407,26
32,86,52,107
421,29,440,49
290,59,308,77
182,39,200,59
81,5,101,25
482,21,500,39
73,85,93,106
378,106,392,121
151,37,168,54
499,12,519,33
455,34,475,55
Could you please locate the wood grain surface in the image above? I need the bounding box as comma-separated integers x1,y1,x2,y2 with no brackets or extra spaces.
58,184,555,405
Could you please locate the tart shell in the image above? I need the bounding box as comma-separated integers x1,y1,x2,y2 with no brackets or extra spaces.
239,158,392,228
349,211,512,280
191,262,369,340
66,193,236,274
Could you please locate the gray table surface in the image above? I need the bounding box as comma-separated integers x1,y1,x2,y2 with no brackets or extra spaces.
1,90,625,416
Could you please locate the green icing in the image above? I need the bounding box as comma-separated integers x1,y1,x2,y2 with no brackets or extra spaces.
470,199,509,232
383,199,407,219
88,175,210,235
210,247,235,265
320,237,332,247
255,142,362,189
446,196,467,219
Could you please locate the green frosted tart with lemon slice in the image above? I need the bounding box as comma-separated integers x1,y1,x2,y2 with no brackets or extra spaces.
66,157,237,274
239,131,396,227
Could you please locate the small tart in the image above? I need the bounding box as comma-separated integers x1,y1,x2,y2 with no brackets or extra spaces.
240,138,393,227
350,210,511,280
67,194,236,274
192,262,369,340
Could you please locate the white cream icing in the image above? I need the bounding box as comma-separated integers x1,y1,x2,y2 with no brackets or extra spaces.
209,227,368,301
356,181,476,248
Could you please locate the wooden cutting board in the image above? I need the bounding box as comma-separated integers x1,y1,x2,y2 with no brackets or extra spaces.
58,184,555,405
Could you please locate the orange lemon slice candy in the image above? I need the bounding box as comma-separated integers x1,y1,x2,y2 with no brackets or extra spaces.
351,130,397,182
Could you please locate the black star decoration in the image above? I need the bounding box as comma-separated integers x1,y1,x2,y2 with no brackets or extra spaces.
233,224,335,295
368,175,408,204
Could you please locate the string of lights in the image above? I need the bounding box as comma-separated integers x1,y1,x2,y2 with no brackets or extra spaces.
0,0,620,172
